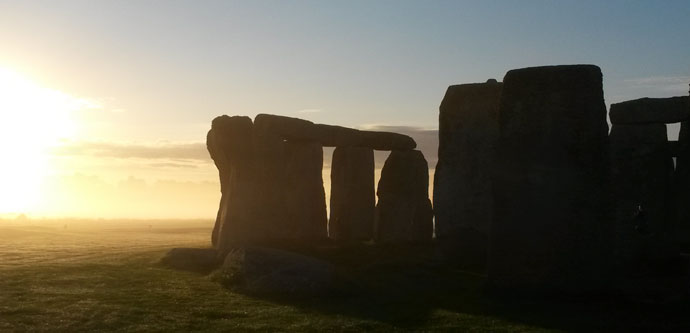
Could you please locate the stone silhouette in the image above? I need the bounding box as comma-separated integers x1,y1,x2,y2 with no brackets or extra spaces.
329,146,376,241
434,79,502,268
253,114,416,150
609,122,675,275
489,65,612,294
609,96,689,124
676,118,690,249
207,113,421,250
375,150,433,243
207,115,257,251
283,141,328,240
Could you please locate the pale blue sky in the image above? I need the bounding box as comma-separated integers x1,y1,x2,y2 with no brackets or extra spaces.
1,0,689,217
1,0,689,141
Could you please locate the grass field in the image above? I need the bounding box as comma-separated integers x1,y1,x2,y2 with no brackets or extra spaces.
1,219,689,332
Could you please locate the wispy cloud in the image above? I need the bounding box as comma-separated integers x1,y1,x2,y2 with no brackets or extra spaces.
622,76,690,93
297,108,324,114
54,140,210,161
356,125,439,168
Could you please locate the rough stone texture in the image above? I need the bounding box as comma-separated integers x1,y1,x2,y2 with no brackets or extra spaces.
283,141,328,240
161,248,220,273
433,79,502,268
329,146,375,241
375,150,433,243
489,65,612,294
674,119,690,250
609,96,689,124
219,247,335,295
254,113,417,150
610,123,675,276
207,115,255,249
208,113,418,250
251,119,290,241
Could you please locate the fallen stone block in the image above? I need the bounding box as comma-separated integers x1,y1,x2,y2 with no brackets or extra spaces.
219,247,335,296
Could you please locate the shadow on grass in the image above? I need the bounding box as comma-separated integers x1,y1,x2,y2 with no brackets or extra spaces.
226,242,690,331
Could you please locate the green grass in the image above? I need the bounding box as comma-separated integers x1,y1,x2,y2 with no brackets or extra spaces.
0,220,689,332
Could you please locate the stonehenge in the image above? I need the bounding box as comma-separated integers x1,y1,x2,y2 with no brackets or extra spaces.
375,150,434,243
283,142,328,240
675,120,690,246
609,122,675,275
488,65,612,293
609,96,689,124
207,113,429,251
201,66,689,297
607,93,690,276
329,146,375,241
433,79,502,267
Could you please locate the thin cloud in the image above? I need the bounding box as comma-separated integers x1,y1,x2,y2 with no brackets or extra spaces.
355,125,439,168
297,108,324,114
622,76,690,93
148,162,199,169
54,140,210,161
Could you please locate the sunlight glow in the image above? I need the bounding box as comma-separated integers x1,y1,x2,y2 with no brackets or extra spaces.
0,67,87,214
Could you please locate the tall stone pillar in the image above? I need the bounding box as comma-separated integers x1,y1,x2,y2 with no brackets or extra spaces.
375,150,433,243
329,146,375,241
610,123,675,275
284,141,328,240
488,65,612,294
207,115,258,252
674,90,690,250
434,79,502,268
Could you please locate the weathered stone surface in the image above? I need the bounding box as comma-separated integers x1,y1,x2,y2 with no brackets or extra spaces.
433,79,502,268
284,142,328,240
610,123,675,276
489,65,612,294
208,113,419,250
357,129,417,151
207,115,255,249
254,113,416,150
329,146,375,241
219,247,335,295
375,150,433,243
675,120,690,249
161,248,220,273
609,96,689,124
250,122,289,241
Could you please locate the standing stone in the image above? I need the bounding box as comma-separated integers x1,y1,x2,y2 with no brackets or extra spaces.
610,123,675,276
375,150,433,243
434,79,502,268
207,115,258,252
283,141,328,240
489,65,612,294
252,116,289,241
674,86,690,250
329,146,375,241
676,120,690,250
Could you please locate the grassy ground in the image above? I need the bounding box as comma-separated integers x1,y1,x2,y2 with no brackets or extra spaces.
1,219,689,332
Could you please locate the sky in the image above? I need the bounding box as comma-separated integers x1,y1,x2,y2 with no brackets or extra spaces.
0,0,689,218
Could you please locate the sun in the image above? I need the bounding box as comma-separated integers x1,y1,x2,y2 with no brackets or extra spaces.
0,67,80,215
